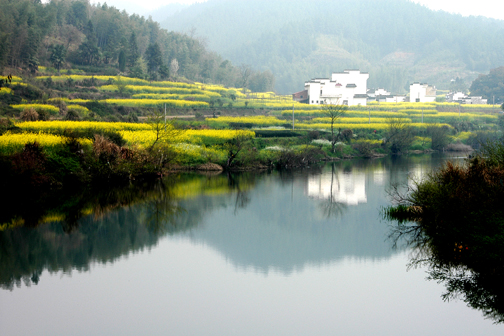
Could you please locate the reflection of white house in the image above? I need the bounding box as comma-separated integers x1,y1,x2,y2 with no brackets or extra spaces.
409,82,437,103
373,168,386,185
407,166,430,190
304,70,369,106
307,171,367,205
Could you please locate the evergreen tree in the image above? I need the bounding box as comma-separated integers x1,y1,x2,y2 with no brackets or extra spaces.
127,32,140,68
118,50,126,72
76,20,100,65
50,44,66,74
145,43,163,76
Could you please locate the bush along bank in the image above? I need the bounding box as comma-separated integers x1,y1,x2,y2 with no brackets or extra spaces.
384,139,504,323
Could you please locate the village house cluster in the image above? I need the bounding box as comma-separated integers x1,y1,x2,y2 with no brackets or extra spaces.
293,70,486,106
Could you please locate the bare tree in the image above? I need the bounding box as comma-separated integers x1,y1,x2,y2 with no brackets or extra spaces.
238,64,251,92
147,109,184,153
322,103,348,153
224,131,253,168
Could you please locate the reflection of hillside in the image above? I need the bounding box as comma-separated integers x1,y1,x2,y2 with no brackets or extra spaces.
183,160,426,275
0,173,253,290
0,155,458,289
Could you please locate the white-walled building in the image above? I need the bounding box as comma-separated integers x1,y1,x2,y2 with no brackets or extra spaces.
367,88,406,103
445,91,487,104
409,83,437,103
304,70,369,106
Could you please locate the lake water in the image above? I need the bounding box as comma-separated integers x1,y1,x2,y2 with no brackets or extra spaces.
1,154,503,336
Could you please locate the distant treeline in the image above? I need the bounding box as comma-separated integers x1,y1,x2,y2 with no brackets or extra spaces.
0,0,274,91
161,0,504,94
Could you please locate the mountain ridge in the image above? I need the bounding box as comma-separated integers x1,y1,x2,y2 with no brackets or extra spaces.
159,0,504,94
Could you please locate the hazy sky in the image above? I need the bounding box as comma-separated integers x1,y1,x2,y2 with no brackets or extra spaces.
88,0,504,20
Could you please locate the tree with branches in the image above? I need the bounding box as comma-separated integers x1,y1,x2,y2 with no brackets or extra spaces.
322,103,348,153
383,117,414,154
49,44,66,74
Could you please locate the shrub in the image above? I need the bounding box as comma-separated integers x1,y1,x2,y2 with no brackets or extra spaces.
20,107,39,121
65,110,81,121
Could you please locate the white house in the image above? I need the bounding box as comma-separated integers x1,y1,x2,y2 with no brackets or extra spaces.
304,70,369,106
367,88,406,103
445,91,488,104
409,83,437,103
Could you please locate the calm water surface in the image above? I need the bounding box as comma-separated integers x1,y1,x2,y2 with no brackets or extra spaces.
1,154,503,335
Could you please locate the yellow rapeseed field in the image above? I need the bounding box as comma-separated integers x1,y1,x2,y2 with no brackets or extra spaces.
211,116,285,126
294,122,452,131
18,121,152,133
11,104,60,114
119,129,255,147
310,117,412,124
0,131,92,154
101,98,208,108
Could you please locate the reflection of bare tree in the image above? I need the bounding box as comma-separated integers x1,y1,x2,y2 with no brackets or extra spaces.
142,184,185,234
227,172,251,215
319,164,347,218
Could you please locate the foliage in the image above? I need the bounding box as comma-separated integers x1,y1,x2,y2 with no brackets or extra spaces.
0,0,262,89
386,142,504,322
222,131,255,168
469,66,504,104
49,44,66,73
427,124,450,150
384,118,414,154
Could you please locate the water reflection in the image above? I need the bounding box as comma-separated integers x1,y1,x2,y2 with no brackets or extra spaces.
1,155,452,289
308,164,367,205
389,220,504,323
387,152,504,324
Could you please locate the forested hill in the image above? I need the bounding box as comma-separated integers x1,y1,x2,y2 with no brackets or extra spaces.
0,0,274,92
160,0,504,94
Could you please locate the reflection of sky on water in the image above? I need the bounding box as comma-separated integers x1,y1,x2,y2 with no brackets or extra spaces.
2,155,504,336
408,164,432,189
307,171,367,205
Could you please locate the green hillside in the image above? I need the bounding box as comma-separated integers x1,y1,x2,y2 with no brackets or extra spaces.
160,0,504,94
0,0,273,92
